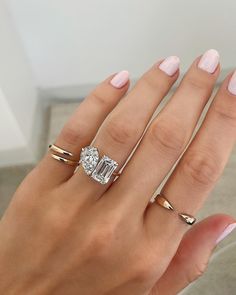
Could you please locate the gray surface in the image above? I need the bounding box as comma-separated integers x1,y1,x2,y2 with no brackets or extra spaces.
0,165,34,216
0,102,236,294
183,242,236,295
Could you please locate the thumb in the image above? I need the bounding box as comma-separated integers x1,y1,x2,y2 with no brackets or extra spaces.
152,214,236,295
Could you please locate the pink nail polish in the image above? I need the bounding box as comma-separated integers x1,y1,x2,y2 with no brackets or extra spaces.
228,71,236,95
110,70,129,89
198,49,220,74
216,223,236,244
159,56,180,76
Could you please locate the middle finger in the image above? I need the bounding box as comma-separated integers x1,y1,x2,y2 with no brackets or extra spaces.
69,56,180,197
106,49,220,213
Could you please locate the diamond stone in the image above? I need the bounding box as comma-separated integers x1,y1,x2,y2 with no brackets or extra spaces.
80,146,99,175
91,155,118,184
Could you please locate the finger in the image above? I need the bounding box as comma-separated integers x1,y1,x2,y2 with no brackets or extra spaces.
69,57,180,197
146,70,236,241
32,71,130,188
152,214,236,295
107,49,220,213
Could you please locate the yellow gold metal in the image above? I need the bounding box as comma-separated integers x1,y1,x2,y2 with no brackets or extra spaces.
113,171,121,177
50,154,79,166
178,213,196,225
49,144,73,157
155,194,174,210
155,193,196,226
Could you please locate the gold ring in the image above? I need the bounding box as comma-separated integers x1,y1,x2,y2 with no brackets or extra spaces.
112,171,121,177
50,154,79,166
49,144,74,157
155,194,196,225
155,195,174,211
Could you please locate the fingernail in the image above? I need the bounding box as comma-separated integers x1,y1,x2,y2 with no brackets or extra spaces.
216,223,236,244
110,70,129,88
198,49,220,74
159,56,180,76
228,71,236,95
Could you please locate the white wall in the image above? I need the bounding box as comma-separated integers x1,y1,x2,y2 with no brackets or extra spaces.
0,0,37,166
0,89,25,151
6,0,236,89
1,0,236,166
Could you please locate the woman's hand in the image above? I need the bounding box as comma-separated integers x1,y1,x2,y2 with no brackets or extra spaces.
0,49,236,295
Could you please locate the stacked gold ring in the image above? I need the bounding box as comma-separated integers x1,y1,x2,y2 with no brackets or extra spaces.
155,194,196,225
49,144,79,166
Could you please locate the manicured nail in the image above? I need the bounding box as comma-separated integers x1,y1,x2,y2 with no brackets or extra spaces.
110,70,129,88
159,56,180,76
228,71,236,95
198,49,219,74
216,223,236,244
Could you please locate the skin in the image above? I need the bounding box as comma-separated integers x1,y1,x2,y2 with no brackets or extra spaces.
0,54,235,295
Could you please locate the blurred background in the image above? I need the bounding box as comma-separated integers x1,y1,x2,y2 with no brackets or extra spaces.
0,0,236,294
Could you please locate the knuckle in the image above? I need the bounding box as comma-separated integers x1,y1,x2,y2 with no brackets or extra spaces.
45,209,70,237
104,116,139,145
134,266,153,282
141,72,168,94
174,249,208,285
185,261,208,284
213,102,236,126
130,248,158,283
184,75,212,92
60,123,87,146
87,225,115,256
89,90,109,106
182,150,222,187
149,118,187,155
133,256,157,283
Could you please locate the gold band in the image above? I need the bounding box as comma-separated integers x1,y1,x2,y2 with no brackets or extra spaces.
113,171,121,177
155,194,196,225
155,195,174,211
49,144,74,157
50,154,79,166
178,213,196,225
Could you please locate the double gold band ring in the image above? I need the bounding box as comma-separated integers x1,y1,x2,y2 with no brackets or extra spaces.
50,154,79,166
49,144,79,167
155,194,196,225
49,144,74,158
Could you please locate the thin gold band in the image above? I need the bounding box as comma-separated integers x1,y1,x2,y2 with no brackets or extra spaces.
113,171,121,177
155,194,196,225
50,154,79,166
49,144,74,157
155,195,174,211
